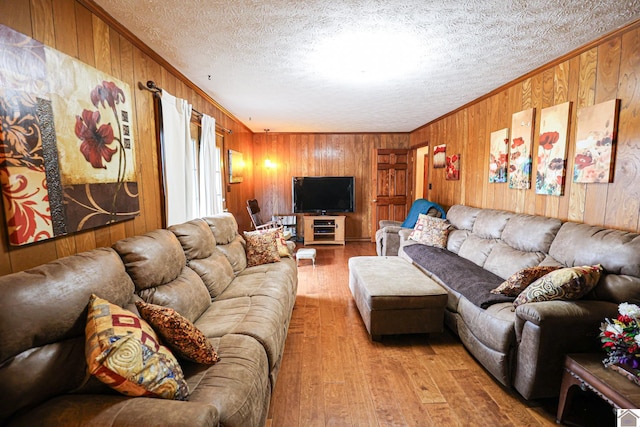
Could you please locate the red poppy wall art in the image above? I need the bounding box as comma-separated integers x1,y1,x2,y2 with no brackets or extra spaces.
573,99,619,183
508,108,535,189
446,154,460,180
433,144,446,168
536,102,571,196
489,128,509,183
0,25,139,246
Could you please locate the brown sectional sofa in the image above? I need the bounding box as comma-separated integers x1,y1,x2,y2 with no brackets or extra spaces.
399,204,640,400
0,213,297,427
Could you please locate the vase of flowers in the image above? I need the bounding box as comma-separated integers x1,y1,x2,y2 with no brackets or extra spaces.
600,302,640,385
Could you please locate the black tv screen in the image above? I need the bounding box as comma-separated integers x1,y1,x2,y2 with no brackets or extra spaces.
292,176,355,214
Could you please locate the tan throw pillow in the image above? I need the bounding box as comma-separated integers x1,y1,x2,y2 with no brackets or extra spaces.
276,229,292,257
491,266,561,296
409,214,450,249
85,294,189,400
513,265,603,308
136,301,219,365
243,229,281,267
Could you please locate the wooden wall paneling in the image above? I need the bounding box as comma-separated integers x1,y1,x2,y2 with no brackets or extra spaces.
0,1,29,273
116,33,137,239
553,60,571,220
568,48,597,223
31,0,55,46
583,39,621,227
520,77,537,215
604,27,640,232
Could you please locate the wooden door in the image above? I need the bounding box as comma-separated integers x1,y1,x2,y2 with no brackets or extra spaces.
371,149,410,241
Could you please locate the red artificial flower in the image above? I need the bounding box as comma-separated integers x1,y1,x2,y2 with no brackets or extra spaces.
539,132,560,150
91,81,125,110
75,109,116,169
575,153,593,169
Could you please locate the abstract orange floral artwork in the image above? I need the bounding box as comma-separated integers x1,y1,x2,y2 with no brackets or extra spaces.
536,102,571,196
573,99,619,183
0,24,139,245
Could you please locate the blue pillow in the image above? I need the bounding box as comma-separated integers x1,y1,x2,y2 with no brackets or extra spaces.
400,200,446,228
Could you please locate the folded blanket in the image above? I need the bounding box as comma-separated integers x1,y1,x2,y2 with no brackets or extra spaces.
403,244,514,308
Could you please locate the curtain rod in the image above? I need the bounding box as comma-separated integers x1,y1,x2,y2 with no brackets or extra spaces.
138,80,233,134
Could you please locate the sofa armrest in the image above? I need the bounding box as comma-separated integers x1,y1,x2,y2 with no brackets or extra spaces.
379,220,403,229
512,300,618,399
7,394,219,427
398,228,413,240
515,300,618,333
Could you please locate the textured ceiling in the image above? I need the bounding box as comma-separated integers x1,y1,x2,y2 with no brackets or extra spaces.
93,0,640,133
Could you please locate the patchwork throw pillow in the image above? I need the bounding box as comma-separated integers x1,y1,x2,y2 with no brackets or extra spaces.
85,294,189,400
491,266,561,296
136,301,219,365
243,229,281,267
513,265,603,308
409,214,450,249
276,229,292,257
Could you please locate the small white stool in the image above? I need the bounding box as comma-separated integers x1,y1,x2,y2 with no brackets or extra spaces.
296,248,316,266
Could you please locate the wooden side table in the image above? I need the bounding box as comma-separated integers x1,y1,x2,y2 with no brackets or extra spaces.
557,353,640,424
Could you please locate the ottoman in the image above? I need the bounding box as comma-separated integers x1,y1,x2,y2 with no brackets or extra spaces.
296,248,316,266
348,256,448,341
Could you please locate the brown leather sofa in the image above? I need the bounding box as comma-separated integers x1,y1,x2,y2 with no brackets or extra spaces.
0,213,297,427
399,204,640,400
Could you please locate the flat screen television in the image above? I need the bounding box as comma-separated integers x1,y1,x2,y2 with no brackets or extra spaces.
292,176,355,214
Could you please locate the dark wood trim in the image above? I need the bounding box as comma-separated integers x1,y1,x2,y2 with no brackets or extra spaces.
411,17,640,134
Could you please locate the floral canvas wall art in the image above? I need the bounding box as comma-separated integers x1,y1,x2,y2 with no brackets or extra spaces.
446,154,460,180
0,25,139,245
433,144,446,168
509,108,535,189
489,128,509,183
573,99,619,183
536,102,571,196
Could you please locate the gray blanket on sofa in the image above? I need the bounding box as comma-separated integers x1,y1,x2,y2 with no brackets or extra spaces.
403,244,514,308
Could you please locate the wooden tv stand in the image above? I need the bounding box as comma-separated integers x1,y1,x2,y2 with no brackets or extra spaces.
303,215,345,245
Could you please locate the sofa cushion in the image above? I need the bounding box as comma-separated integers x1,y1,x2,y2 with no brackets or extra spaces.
183,334,271,427
189,250,236,298
113,229,186,292
491,266,561,297
501,214,562,253
85,295,189,400
137,267,212,323
204,213,240,245
483,242,547,279
513,265,603,307
471,209,513,239
458,234,497,267
216,235,248,274
549,222,640,276
169,218,216,260
244,230,281,267
136,301,219,365
113,230,212,322
446,204,481,231
446,229,470,254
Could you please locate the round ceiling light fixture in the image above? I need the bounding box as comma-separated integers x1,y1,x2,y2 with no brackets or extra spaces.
309,28,425,84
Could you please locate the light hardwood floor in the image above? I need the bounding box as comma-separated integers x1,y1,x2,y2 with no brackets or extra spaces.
266,242,605,427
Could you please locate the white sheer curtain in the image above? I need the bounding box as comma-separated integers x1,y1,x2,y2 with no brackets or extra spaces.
159,90,196,226
199,114,222,216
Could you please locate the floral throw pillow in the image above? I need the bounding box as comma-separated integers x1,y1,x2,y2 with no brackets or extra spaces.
243,229,281,267
513,265,603,308
491,266,561,296
136,301,219,365
85,294,189,400
409,214,450,249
